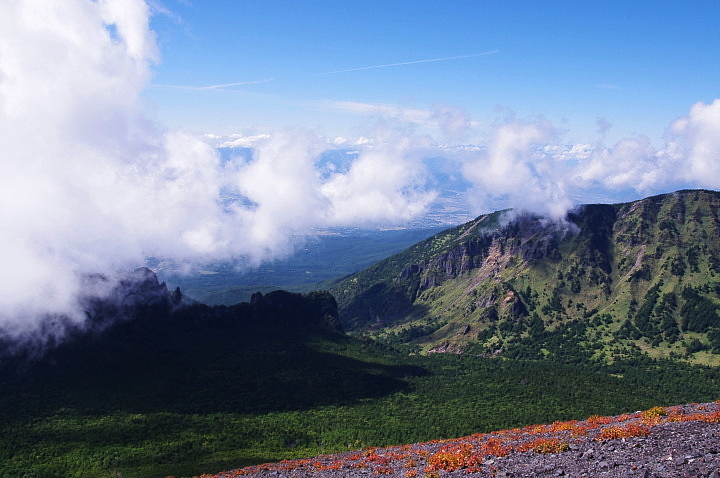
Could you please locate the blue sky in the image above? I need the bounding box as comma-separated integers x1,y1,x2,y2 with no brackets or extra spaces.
147,0,720,144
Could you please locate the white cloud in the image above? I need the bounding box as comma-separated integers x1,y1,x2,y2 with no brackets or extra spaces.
326,100,480,146
456,99,720,218
217,133,272,148
460,119,574,218
568,99,720,194
327,100,433,125
575,135,662,191
0,0,436,338
431,104,472,142
542,144,593,161
322,135,437,225
667,99,720,188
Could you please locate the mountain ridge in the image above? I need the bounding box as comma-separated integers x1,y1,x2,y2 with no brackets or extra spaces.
330,189,720,362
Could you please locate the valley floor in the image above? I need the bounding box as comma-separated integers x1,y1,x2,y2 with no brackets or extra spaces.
199,402,720,478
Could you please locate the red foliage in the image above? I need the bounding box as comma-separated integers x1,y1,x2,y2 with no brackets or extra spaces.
402,458,418,468
425,443,474,472
587,414,613,427
616,413,634,422
701,411,720,423
199,402,720,478
548,420,577,432
481,437,510,457
515,437,570,454
596,424,651,441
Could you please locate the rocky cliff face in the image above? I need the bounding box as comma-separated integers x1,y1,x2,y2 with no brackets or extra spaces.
80,267,181,330
401,215,572,298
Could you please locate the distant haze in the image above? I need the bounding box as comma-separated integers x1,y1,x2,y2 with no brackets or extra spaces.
1,0,719,338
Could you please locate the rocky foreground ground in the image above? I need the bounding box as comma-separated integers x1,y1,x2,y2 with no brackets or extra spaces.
199,402,720,478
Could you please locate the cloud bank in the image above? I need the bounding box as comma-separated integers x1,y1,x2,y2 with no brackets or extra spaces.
457,99,720,218
0,0,436,336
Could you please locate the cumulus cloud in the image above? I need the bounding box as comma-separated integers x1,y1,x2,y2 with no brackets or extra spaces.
568,99,720,194
460,119,574,218
457,99,720,218
0,0,436,337
575,135,663,191
321,134,437,225
666,99,720,188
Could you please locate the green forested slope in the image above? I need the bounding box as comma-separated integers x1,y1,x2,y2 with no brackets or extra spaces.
1,249,720,477
330,190,720,363
3,333,720,477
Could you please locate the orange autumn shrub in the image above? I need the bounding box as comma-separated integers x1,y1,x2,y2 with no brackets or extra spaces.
526,425,548,434
700,411,720,423
549,420,578,432
372,466,393,475
596,424,651,441
642,406,667,419
403,458,418,468
515,438,569,454
464,452,485,471
426,443,473,472
534,439,570,454
587,414,613,427
481,437,510,457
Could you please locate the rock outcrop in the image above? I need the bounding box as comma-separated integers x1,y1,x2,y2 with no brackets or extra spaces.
1,268,342,361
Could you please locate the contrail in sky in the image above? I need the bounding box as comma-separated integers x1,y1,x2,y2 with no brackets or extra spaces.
320,50,500,75
152,78,275,90
153,51,499,89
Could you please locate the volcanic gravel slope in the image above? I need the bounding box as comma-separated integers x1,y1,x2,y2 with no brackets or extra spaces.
199,402,720,478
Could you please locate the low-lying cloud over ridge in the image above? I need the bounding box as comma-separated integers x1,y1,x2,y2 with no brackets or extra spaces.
1,0,719,339
0,0,435,335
